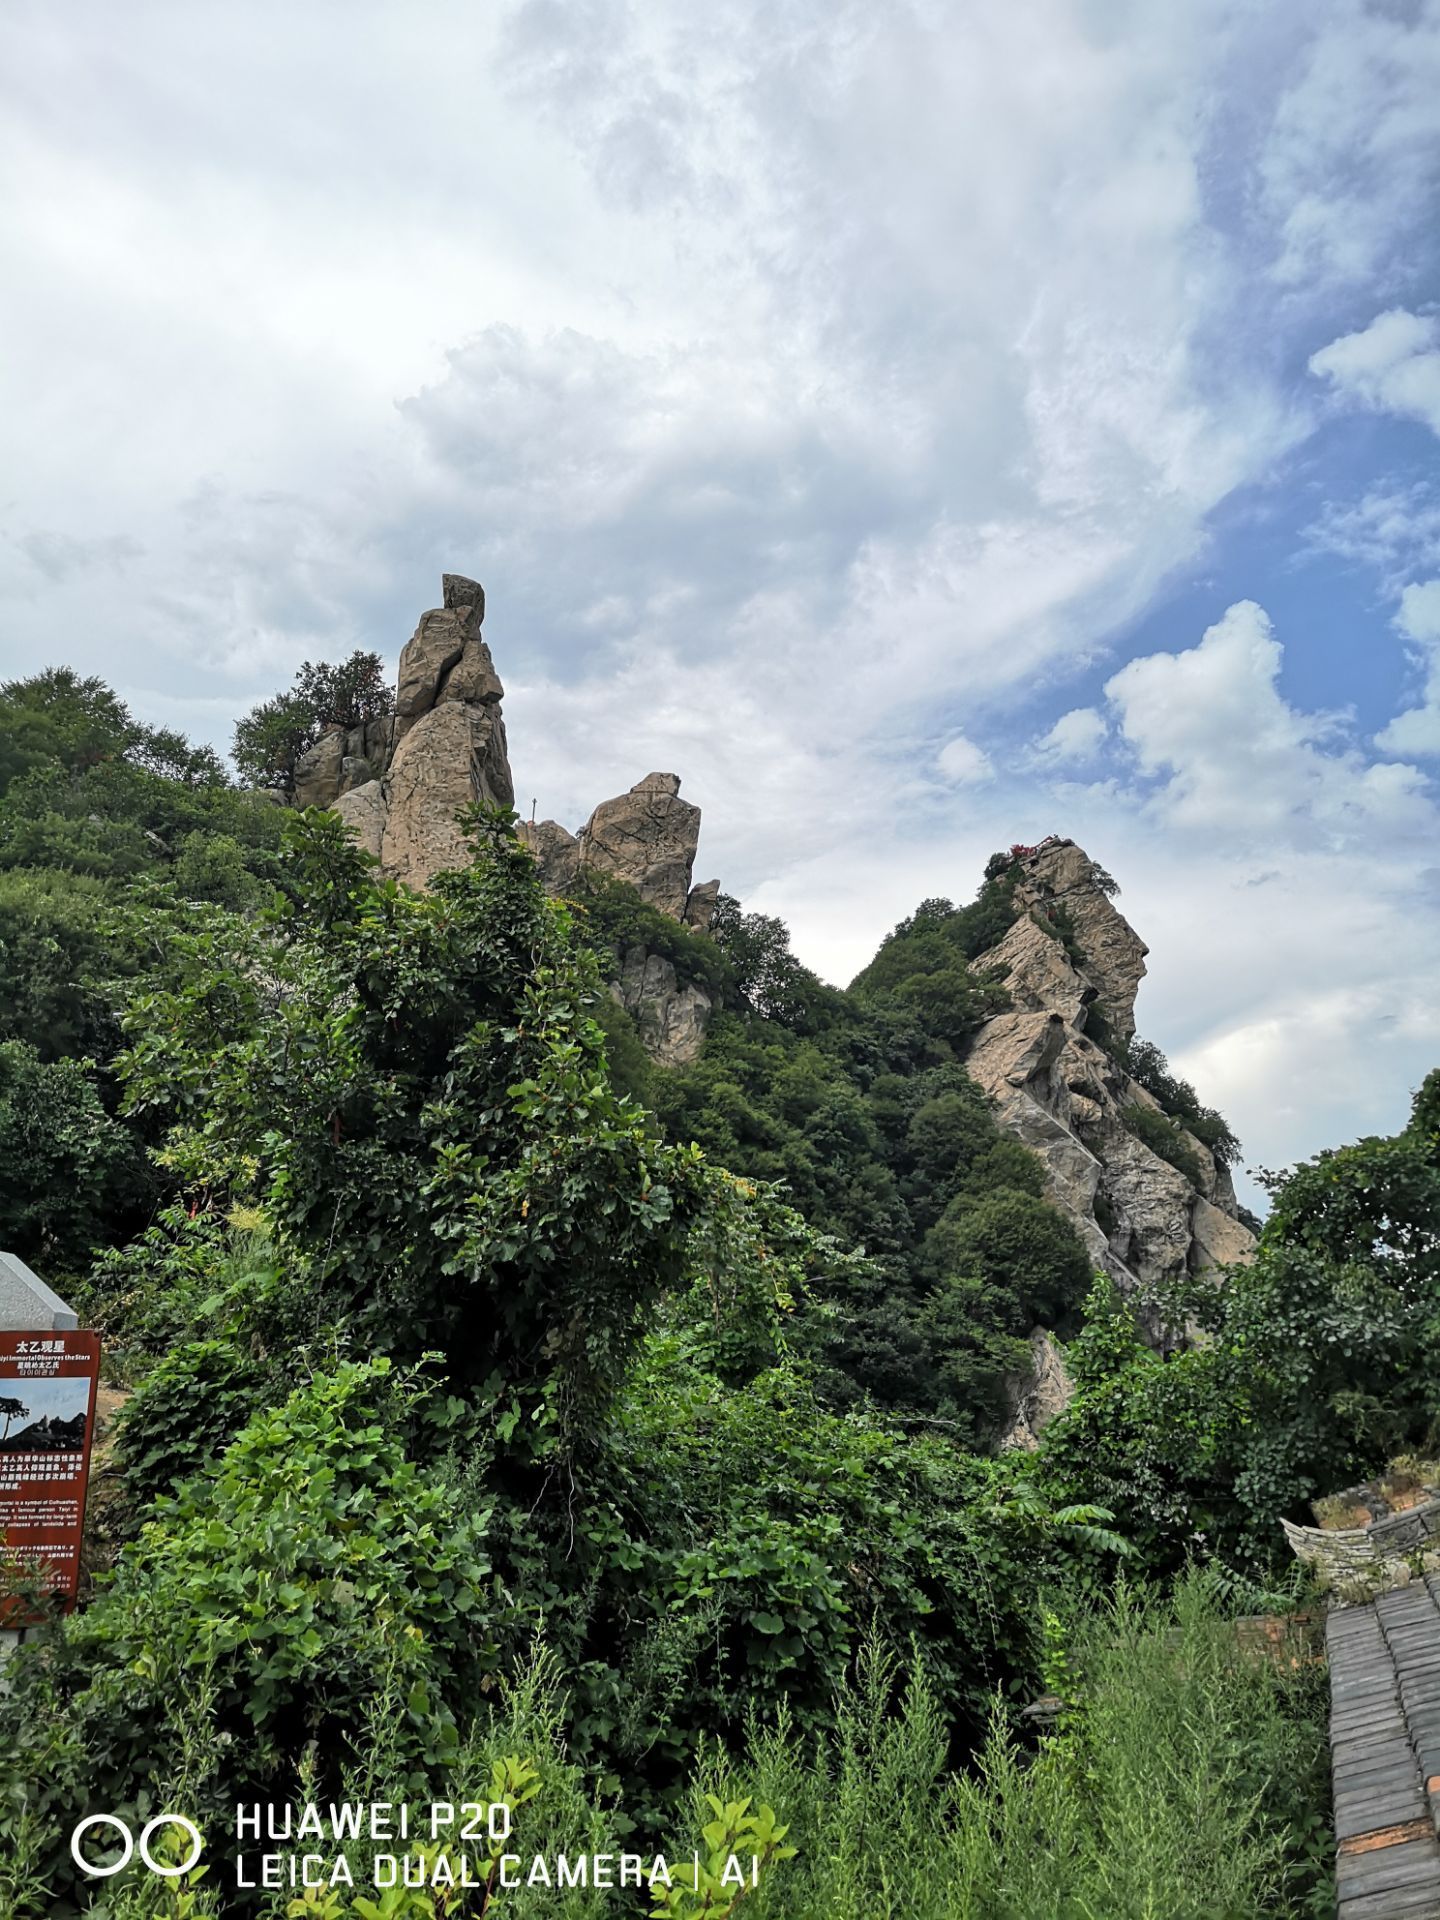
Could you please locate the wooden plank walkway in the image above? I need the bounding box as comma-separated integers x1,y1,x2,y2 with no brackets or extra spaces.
1328,1575,1440,1917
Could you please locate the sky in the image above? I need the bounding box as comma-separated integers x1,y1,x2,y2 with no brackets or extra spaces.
2,0,1439,1206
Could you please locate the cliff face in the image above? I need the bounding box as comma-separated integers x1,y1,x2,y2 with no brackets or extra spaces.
964,841,1255,1334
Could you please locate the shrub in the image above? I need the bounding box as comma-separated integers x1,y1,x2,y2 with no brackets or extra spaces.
113,1337,274,1510
1121,1099,1206,1189
0,1359,498,1908
0,1039,150,1268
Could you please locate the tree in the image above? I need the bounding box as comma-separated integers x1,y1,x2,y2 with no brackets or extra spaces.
708,894,845,1031
0,1396,28,1442
118,805,704,1440
1043,1070,1440,1575
229,689,321,792
231,652,390,791
0,1041,151,1269
0,669,133,797
293,652,389,731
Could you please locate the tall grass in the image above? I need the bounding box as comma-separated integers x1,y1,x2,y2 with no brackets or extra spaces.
20,1573,1328,1919
687,1569,1331,1920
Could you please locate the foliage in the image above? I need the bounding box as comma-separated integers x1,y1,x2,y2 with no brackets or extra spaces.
1120,1098,1206,1189
0,1359,499,1910
1118,1037,1241,1167
113,1337,274,1509
0,671,284,885
117,806,704,1437
0,654,1349,1915
1044,1077,1440,1574
231,652,389,790
707,895,847,1033
571,873,735,1002
666,1572,1327,1919
0,865,117,1059
229,690,318,793
0,1038,152,1267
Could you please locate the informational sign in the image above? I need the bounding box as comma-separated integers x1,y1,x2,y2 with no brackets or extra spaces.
0,1328,101,1621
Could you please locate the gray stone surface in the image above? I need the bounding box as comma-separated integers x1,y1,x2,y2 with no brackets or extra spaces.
962,848,1257,1331
0,1251,78,1330
576,773,702,919
1328,1581,1440,1915
613,947,712,1067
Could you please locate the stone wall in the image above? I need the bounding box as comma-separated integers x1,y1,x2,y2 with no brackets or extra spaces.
1282,1501,1440,1596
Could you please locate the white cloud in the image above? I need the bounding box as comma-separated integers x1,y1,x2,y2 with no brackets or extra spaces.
1309,308,1440,436
1304,481,1440,587
936,736,994,785
1033,706,1107,763
1397,579,1440,646
1260,3,1440,290
1377,578,1440,757
1104,598,1433,843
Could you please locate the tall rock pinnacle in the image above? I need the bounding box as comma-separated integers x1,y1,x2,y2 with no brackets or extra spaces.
332,574,514,889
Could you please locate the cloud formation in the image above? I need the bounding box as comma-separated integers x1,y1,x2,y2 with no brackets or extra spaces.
1310,309,1440,436
2,0,1440,1196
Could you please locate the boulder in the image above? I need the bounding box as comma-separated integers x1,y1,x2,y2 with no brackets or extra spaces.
613,947,712,1067
684,879,721,932
292,727,347,809
443,573,485,618
436,638,504,708
516,819,582,894
577,772,702,919
395,608,474,727
999,1331,1074,1452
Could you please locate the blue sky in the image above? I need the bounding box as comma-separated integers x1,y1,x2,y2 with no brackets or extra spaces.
2,0,1439,1204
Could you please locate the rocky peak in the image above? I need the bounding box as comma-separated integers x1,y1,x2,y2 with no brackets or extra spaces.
966,841,1254,1441
313,578,721,1065
322,574,514,890
1007,838,1148,1040
518,772,719,931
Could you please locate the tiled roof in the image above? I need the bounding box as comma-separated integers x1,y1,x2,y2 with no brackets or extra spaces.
1328,1577,1440,1917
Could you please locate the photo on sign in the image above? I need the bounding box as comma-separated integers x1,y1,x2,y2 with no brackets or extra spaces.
0,1378,91,1454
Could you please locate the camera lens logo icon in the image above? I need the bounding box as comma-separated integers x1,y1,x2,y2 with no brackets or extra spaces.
71,1813,203,1877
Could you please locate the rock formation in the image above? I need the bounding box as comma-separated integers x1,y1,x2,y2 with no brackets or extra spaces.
998,1331,1074,1452
613,949,714,1068
517,773,720,931
963,841,1255,1369
298,574,516,890
516,772,721,1065
290,577,719,1065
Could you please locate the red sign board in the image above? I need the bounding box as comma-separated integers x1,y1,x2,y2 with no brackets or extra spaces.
0,1328,101,1621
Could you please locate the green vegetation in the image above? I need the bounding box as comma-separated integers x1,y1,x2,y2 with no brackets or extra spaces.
1120,1098,1207,1189
5,664,1433,1916
1042,1071,1440,1575
231,651,390,792
1118,1036,1241,1167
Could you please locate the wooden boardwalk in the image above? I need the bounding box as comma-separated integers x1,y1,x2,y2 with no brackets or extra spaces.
1328,1576,1440,1916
